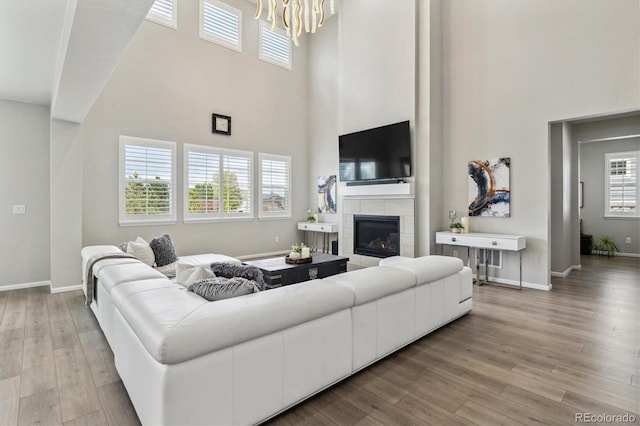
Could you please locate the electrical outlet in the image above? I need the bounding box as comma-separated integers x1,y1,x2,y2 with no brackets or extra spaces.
625,237,631,244
275,236,279,243
13,205,25,214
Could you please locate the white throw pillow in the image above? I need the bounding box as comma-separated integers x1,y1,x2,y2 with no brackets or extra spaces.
127,237,155,267
176,262,215,286
155,261,178,278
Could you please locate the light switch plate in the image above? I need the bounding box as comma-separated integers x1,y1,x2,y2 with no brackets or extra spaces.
13,205,25,214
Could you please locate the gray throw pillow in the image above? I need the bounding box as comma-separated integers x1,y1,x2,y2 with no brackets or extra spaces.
188,277,260,301
116,242,128,252
150,234,178,267
210,263,266,291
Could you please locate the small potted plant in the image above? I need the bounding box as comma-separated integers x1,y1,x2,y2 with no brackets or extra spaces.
449,222,464,234
306,209,317,222
592,235,619,257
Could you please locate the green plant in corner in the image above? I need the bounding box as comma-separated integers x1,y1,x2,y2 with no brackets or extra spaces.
592,235,619,257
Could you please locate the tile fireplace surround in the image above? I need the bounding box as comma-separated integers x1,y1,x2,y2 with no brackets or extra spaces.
342,197,415,267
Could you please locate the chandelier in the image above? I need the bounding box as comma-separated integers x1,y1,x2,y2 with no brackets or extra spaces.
254,0,336,46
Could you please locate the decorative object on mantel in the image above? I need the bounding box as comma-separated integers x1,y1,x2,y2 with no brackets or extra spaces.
287,242,312,263
317,175,337,214
254,0,336,46
212,113,231,135
468,157,510,217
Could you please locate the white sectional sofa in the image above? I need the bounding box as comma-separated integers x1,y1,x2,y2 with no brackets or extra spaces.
81,246,472,425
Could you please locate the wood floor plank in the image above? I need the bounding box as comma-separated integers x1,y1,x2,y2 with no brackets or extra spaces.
62,409,108,426
78,330,119,387
97,381,141,426
21,333,56,397
456,399,527,426
18,388,62,426
50,317,81,350
0,330,24,380
394,393,477,426
0,290,27,333
65,291,99,334
0,375,21,426
54,345,102,422
25,287,50,338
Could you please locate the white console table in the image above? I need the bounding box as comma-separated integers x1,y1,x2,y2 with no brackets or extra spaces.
435,231,526,289
298,222,339,253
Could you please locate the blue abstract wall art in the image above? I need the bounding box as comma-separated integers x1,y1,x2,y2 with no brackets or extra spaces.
468,158,511,217
318,175,337,214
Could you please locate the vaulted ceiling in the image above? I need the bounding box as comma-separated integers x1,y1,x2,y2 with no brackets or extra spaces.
0,0,154,123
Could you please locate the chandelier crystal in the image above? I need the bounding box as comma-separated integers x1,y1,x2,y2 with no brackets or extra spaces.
255,0,336,46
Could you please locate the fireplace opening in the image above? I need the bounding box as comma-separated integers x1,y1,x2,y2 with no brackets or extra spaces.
354,215,400,258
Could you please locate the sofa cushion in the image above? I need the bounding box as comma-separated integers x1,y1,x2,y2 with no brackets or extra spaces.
155,261,178,278
111,279,182,310
379,256,463,285
117,279,354,364
322,266,416,305
150,234,178,267
188,277,260,301
97,262,167,295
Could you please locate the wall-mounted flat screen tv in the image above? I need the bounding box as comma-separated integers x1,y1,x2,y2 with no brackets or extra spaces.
338,120,411,183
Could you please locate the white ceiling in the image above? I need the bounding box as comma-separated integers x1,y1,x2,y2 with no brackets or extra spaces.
0,0,68,105
0,0,154,123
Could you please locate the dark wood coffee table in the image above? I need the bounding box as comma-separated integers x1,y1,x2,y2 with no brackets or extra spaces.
244,253,349,289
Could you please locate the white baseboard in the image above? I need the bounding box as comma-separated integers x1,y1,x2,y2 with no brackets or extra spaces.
480,276,551,291
550,264,581,278
0,280,51,292
615,252,640,258
50,284,83,294
236,250,290,261
590,251,640,258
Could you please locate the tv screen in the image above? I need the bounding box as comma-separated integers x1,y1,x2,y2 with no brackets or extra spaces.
339,120,411,182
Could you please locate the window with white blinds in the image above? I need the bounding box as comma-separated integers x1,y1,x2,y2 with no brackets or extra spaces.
146,0,177,29
259,153,291,218
259,21,291,70
199,0,242,52
605,151,639,217
184,144,253,222
119,136,177,225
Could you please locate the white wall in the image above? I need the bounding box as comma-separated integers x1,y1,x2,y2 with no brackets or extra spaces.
307,15,339,230
442,0,640,288
79,0,309,260
0,100,51,287
50,119,82,289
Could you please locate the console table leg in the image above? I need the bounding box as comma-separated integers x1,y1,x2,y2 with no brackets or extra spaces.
519,251,523,290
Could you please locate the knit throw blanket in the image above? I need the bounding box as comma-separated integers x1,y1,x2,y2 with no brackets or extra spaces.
85,253,137,307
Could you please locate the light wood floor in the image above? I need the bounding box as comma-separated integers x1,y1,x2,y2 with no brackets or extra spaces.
1,255,638,425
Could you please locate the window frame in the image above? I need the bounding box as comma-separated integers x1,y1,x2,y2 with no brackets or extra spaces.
604,150,639,218
258,153,292,219
119,136,177,226
184,144,254,223
199,0,243,52
146,0,178,30
258,20,292,70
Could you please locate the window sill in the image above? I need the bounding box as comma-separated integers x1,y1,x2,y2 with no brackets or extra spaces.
119,219,177,227
258,215,293,221
184,217,255,224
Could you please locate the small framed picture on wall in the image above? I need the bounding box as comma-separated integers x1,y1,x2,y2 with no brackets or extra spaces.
212,113,231,135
